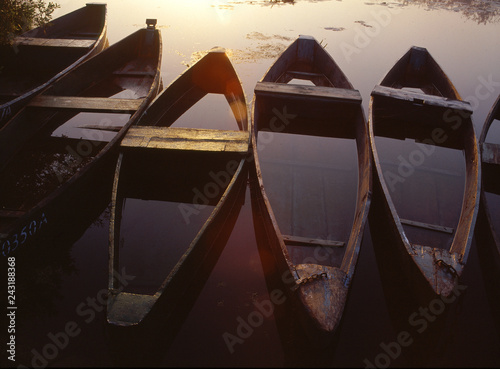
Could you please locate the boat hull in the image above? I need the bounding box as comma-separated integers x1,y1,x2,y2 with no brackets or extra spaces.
368,46,480,301
250,35,371,345
0,22,162,257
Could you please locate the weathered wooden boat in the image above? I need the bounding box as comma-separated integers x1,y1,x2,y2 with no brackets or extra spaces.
250,35,371,342
0,19,162,257
477,94,500,262
106,48,250,328
0,3,108,127
368,46,480,299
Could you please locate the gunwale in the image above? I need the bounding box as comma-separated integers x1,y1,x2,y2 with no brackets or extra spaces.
478,94,500,260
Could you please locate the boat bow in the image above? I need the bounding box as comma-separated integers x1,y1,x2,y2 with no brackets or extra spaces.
294,264,349,334
409,245,464,297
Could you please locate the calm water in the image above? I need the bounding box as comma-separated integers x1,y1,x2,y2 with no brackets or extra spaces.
6,0,500,367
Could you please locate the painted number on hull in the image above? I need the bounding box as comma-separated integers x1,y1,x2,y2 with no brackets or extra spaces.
1,213,48,256
0,106,12,122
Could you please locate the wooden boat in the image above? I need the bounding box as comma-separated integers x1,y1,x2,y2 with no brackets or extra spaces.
106,48,250,328
477,94,500,261
368,46,480,299
0,3,108,127
0,19,162,257
250,35,371,342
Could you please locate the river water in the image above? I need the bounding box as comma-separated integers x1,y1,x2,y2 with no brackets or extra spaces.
7,0,500,367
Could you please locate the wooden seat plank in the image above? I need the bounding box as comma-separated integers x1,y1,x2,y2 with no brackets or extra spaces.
14,37,95,48
76,124,124,132
286,71,326,80
121,126,250,153
400,218,454,234
283,234,345,248
372,85,473,113
255,81,362,104
28,95,143,113
481,142,500,165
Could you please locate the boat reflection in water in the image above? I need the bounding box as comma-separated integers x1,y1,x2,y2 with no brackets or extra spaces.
8,178,112,367
106,170,247,366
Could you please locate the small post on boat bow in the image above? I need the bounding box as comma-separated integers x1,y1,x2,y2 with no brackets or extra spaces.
142,18,157,55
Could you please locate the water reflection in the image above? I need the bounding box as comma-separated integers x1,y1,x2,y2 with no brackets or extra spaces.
6,181,111,368
227,0,500,24
368,212,468,367
184,34,294,66
107,177,246,366
476,193,500,341
10,0,500,366
397,0,500,24
375,135,465,249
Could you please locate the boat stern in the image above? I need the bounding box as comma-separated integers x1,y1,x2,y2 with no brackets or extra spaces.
107,291,158,327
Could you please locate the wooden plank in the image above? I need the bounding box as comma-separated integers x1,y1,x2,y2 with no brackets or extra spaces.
121,126,249,153
286,71,326,80
372,85,473,113
283,234,345,247
400,218,454,234
14,37,95,48
255,81,362,104
28,95,143,113
481,142,500,165
77,124,124,132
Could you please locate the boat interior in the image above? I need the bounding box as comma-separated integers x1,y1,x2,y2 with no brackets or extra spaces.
254,43,368,269
0,29,160,218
